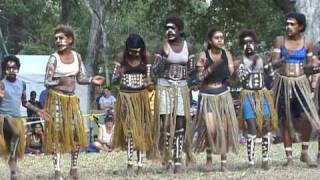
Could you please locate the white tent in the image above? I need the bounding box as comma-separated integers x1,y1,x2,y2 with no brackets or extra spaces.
16,55,90,121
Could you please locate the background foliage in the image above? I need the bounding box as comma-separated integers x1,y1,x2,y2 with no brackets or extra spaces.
0,0,287,61
0,0,290,103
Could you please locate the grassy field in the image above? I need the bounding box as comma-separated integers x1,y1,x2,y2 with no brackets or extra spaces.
1,142,320,180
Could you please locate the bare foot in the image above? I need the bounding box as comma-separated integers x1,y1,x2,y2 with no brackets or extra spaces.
8,159,18,180
261,161,270,170
200,161,214,172
300,153,317,168
126,164,135,176
136,166,143,176
54,170,63,180
283,158,293,167
221,163,228,172
69,168,78,180
174,164,182,174
164,161,174,173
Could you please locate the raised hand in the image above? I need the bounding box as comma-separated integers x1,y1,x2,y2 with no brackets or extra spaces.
92,75,105,85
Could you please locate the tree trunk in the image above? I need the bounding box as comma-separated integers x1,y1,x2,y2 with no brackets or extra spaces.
295,0,320,42
273,0,293,13
0,28,9,78
61,0,72,23
84,8,103,75
0,28,8,58
82,0,107,112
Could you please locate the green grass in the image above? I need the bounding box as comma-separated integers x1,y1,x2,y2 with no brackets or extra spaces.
1,142,320,180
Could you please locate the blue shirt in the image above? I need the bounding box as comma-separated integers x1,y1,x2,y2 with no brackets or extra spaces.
39,88,48,106
0,78,24,117
280,46,307,64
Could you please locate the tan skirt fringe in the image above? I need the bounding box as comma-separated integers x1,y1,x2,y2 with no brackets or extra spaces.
273,74,320,139
44,90,87,153
149,84,195,163
113,89,153,151
315,77,320,110
238,88,278,133
0,116,26,160
193,89,239,154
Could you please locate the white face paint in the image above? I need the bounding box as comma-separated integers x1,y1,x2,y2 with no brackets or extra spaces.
243,36,255,55
243,44,255,51
243,44,247,50
5,61,19,81
128,48,141,57
55,33,71,52
166,23,177,40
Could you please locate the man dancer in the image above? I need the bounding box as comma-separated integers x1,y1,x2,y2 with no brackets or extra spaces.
272,12,320,167
151,16,195,173
0,55,46,180
237,29,278,170
309,33,320,164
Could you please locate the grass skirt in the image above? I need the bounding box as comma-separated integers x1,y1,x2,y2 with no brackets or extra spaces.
0,116,25,160
113,89,153,151
149,84,194,162
238,88,278,133
273,74,320,139
44,90,87,153
314,77,320,111
193,89,239,154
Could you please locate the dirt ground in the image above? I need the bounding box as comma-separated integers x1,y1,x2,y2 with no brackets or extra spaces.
1,142,320,180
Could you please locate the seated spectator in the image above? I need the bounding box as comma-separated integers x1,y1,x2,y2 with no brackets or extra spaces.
98,86,116,113
93,113,114,152
190,81,200,120
95,86,104,110
25,123,44,155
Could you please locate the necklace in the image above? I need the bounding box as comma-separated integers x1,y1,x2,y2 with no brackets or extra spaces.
32,135,41,143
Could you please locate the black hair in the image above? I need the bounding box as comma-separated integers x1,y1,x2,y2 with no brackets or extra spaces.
32,123,43,134
238,29,258,46
103,86,110,90
165,16,184,36
1,55,21,73
207,27,223,50
124,33,147,64
104,113,114,123
286,12,306,32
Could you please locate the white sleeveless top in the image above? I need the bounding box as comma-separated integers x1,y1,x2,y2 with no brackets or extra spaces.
52,51,79,77
101,125,113,144
166,41,189,64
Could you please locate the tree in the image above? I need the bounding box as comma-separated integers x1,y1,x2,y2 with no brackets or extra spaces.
0,0,288,104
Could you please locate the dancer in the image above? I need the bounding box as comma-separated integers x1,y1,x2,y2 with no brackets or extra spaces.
309,33,320,164
44,25,105,179
237,29,278,170
151,16,195,173
193,27,239,172
112,34,153,175
272,12,320,167
0,55,46,180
